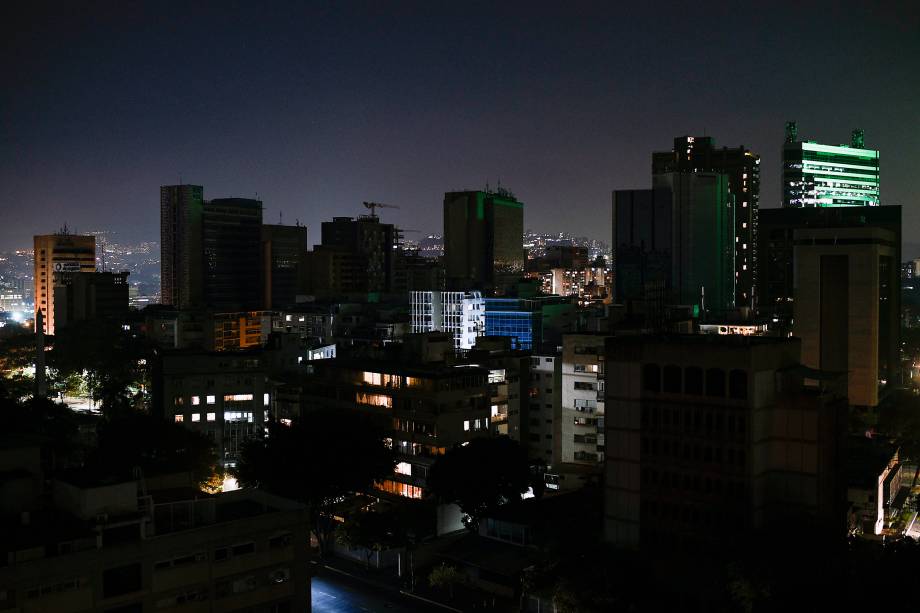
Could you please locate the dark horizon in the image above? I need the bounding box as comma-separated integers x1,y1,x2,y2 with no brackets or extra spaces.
2,1,919,251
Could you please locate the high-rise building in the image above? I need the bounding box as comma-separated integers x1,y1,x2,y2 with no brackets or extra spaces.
33,232,96,334
202,198,263,311
782,122,880,208
794,226,898,408
756,206,900,407
53,271,129,330
613,173,734,313
410,290,484,350
444,189,525,294
160,185,204,309
261,223,308,309
653,136,760,306
320,215,397,293
611,187,673,306
604,335,846,550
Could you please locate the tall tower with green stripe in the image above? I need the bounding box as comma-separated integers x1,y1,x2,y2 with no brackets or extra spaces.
443,188,524,295
782,122,880,208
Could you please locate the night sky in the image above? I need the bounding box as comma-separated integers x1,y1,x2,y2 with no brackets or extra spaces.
2,2,919,252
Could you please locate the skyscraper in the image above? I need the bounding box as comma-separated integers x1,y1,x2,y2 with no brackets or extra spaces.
202,198,263,311
33,231,96,334
444,189,524,295
757,206,900,407
613,173,734,314
160,184,204,308
319,215,397,293
782,122,880,208
653,136,760,306
261,223,308,309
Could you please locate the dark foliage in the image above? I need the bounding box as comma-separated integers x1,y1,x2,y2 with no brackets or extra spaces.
428,436,530,529
233,410,394,556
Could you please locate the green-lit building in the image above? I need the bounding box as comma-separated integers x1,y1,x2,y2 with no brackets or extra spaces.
653,136,760,307
782,122,880,208
613,172,735,314
444,189,524,295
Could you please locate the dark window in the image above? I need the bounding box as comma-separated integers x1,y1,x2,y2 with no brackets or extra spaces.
642,363,661,392
685,367,703,395
232,542,255,556
729,370,748,400
102,563,142,598
269,533,293,548
705,368,725,397
663,365,681,393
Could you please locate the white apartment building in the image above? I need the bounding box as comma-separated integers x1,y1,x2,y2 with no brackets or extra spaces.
410,290,484,350
560,333,606,465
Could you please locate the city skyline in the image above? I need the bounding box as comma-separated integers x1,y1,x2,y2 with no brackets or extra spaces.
3,3,919,251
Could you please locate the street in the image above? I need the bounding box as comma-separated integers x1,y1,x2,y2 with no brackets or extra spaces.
312,570,450,613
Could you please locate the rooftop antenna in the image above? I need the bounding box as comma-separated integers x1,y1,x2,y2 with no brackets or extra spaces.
279,210,283,224
851,128,865,149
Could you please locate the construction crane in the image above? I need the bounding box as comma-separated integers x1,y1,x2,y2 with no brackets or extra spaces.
363,201,400,218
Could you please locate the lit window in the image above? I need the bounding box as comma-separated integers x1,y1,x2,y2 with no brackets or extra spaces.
191,396,200,406
174,415,184,423
263,393,270,406
224,394,253,402
285,315,291,322
395,462,412,475
191,413,201,422
207,412,216,422
464,420,470,431
206,395,216,405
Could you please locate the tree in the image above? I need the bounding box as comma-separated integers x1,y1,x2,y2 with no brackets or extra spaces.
46,319,151,416
233,410,394,557
89,412,218,485
428,563,462,600
337,507,399,569
0,329,41,401
428,436,531,530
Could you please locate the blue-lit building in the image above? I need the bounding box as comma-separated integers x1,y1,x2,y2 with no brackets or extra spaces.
484,299,540,350
484,296,576,350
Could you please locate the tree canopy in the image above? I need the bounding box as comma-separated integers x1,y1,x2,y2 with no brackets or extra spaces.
46,319,151,416
87,412,218,485
428,435,531,530
233,410,394,555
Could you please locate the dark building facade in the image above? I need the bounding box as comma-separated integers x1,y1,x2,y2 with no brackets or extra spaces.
653,136,760,307
319,215,397,293
604,335,846,551
202,198,263,311
782,122,880,208
613,173,734,314
444,189,525,294
612,187,673,306
261,223,308,309
758,206,901,406
160,184,204,309
53,271,129,330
